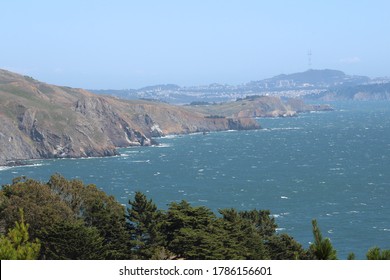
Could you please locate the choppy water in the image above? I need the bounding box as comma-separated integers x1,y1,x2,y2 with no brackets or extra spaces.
1,101,389,259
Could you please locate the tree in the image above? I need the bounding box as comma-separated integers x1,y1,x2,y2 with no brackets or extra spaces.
163,201,225,259
48,174,131,259
38,220,104,260
219,208,269,259
265,233,309,260
309,219,337,260
127,192,163,259
0,176,74,239
366,247,390,260
347,252,356,260
0,209,40,260
239,209,277,238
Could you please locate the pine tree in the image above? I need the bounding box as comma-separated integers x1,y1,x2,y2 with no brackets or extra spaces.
366,247,390,260
0,209,41,260
309,219,337,260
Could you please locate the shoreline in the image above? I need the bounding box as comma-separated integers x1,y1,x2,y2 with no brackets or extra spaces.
0,125,262,168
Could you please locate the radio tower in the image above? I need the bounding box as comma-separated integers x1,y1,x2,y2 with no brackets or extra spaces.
307,49,312,69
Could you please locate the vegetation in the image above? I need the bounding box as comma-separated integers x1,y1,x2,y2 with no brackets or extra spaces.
308,219,337,260
366,247,390,260
0,209,41,260
0,174,388,260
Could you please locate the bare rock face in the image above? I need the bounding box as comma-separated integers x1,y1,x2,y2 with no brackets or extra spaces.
0,69,260,165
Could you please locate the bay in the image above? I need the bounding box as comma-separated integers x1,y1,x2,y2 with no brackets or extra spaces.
1,101,389,259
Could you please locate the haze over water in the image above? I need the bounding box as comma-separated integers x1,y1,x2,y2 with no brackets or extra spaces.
1,101,389,259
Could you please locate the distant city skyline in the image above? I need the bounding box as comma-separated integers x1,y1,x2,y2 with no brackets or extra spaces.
2,0,390,89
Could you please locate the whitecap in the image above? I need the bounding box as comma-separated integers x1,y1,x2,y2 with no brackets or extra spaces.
270,127,303,131
161,134,178,139
280,196,289,199
276,228,286,231
153,143,171,148
0,166,11,171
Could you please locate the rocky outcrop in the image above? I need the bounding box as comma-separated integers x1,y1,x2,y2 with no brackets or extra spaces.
0,69,260,165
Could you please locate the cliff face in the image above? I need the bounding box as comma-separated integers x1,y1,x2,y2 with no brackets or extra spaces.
0,69,259,165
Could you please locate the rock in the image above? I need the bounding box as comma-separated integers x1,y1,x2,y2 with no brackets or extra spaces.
0,69,260,165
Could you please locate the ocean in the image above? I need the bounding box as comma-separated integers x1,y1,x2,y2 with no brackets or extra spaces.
1,101,389,259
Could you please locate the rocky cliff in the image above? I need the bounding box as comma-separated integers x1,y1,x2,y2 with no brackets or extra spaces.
0,69,259,165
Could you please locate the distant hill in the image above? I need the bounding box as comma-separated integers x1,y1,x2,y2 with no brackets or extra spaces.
305,82,390,101
90,69,373,104
248,69,370,89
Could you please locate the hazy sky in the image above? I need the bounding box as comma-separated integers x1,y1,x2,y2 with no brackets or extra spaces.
2,0,390,88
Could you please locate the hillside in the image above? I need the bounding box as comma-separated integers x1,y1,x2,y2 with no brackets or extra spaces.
91,69,372,103
249,69,370,89
305,83,390,101
187,95,332,118
0,69,259,166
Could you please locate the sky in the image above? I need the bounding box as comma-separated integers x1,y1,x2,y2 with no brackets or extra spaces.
1,0,390,89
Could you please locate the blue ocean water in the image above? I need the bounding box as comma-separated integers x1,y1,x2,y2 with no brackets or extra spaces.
1,101,389,259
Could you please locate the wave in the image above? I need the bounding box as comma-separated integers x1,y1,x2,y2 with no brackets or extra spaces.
0,166,11,172
152,143,172,148
270,127,303,131
0,162,46,172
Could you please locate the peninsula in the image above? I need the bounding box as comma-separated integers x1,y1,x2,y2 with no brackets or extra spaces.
0,69,330,166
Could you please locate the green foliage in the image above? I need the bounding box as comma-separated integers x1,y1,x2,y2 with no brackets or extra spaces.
0,174,131,260
1,174,384,260
239,209,277,237
366,247,390,260
219,208,268,259
163,201,225,259
127,192,163,259
0,209,41,260
309,219,337,260
0,176,75,238
265,233,309,260
38,220,104,260
347,252,356,260
47,174,131,259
